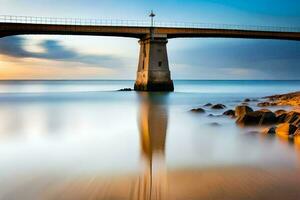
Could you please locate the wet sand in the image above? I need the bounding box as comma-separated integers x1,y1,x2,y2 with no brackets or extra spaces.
2,167,300,200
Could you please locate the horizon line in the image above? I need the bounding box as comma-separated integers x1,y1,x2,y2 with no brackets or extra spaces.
0,79,299,81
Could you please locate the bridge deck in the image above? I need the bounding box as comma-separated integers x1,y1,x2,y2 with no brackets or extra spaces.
1,22,300,41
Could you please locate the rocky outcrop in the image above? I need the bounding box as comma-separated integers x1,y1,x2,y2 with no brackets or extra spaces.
204,103,213,107
265,91,300,106
190,91,300,140
264,111,300,138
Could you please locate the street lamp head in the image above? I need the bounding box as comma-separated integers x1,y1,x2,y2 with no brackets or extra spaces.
149,10,155,18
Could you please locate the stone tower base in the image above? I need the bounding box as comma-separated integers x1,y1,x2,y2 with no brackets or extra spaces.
134,36,174,92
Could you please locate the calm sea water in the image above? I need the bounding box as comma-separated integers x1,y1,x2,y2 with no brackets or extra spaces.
0,80,300,200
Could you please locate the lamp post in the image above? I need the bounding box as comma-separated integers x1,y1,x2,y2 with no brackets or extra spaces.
149,10,155,27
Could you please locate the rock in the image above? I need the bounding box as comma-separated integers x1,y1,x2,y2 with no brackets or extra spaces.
211,104,226,109
258,108,271,112
235,105,254,118
208,114,222,117
277,113,288,124
209,122,221,126
294,128,300,136
118,88,132,91
236,110,277,126
277,111,300,126
266,127,276,134
265,91,300,107
223,110,235,117
274,109,286,116
190,108,205,113
204,103,213,107
241,102,249,106
295,119,300,127
247,130,260,135
244,98,251,102
258,101,277,107
257,102,271,107
276,123,297,137
286,112,300,126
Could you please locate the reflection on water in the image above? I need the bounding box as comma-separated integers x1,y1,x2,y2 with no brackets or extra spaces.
133,93,168,200
0,80,300,199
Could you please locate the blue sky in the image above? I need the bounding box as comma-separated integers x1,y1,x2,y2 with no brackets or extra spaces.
0,0,300,80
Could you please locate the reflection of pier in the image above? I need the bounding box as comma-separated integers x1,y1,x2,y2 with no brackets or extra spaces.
132,93,169,200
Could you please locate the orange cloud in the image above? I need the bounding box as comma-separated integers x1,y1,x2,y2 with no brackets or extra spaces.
0,56,115,80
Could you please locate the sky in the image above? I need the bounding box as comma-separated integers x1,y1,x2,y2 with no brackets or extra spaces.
0,0,300,80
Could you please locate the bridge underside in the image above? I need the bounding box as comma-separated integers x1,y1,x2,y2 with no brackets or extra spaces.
1,23,300,91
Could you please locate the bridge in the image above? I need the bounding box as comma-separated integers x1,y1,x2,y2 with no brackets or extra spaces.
1,15,300,91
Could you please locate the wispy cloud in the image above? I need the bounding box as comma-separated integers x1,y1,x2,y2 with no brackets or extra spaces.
0,36,124,67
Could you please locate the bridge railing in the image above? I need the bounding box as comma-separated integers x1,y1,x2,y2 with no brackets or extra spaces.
0,15,150,27
1,15,300,33
154,21,300,33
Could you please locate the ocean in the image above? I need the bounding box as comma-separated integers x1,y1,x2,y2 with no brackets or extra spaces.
0,80,300,200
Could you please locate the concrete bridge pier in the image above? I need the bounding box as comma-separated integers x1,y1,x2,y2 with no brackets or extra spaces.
134,35,174,91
